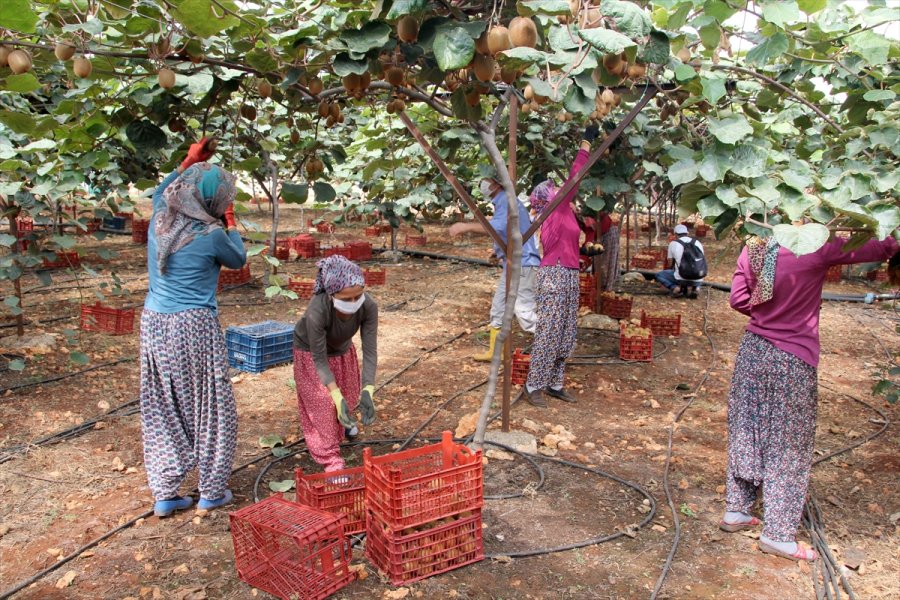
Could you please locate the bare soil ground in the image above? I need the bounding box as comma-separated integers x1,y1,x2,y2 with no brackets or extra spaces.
1,205,897,600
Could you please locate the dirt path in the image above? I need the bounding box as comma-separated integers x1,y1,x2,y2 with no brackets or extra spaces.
1,209,897,599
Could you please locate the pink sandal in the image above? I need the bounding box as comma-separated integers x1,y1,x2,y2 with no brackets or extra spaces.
759,540,818,562
718,516,761,533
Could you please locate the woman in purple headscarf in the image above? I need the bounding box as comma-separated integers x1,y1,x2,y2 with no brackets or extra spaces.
292,255,378,472
523,125,599,408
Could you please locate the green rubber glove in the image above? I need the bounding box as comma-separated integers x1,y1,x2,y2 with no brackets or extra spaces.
358,385,376,426
330,387,355,428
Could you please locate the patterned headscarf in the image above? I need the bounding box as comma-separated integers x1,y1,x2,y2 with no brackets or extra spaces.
529,179,558,214
156,162,236,274
314,255,365,295
746,236,780,305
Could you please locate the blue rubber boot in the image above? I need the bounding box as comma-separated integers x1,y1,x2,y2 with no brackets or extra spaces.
154,496,193,518
197,489,233,511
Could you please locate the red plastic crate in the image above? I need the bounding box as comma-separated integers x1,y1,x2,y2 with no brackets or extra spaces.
645,247,668,263
218,264,251,290
347,241,372,261
866,268,889,282
381,224,393,234
365,509,484,586
289,277,315,299
364,268,386,286
363,431,483,531
579,273,597,311
295,467,366,536
316,222,335,234
695,225,709,238
365,225,381,237
80,303,135,335
42,251,80,269
619,328,653,362
15,217,33,236
825,264,842,283
82,218,101,235
631,254,657,269
600,293,633,320
263,243,291,261
230,496,355,600
640,310,682,337
292,235,321,259
132,218,150,244
405,234,426,247
323,245,353,259
511,348,530,385
116,211,133,222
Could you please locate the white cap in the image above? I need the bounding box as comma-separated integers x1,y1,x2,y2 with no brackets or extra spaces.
674,224,689,235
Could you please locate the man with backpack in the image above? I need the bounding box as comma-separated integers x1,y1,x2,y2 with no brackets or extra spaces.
655,223,707,299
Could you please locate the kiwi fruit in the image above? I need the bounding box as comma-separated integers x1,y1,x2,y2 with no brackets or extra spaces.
54,43,75,61
158,68,176,89
317,100,330,118
153,38,170,57
360,71,371,90
168,117,185,132
308,77,323,95
601,89,615,105
385,67,405,87
472,54,495,83
329,102,340,120
258,80,272,98
627,63,647,79
0,45,10,68
487,26,510,55
290,130,300,144
500,67,519,85
508,17,538,49
397,16,419,43
677,47,691,63
386,100,397,115
393,98,406,112
521,102,532,114
7,50,32,75
342,73,361,93
189,52,204,64
240,104,257,121
325,115,336,128
465,90,481,107
475,30,490,54
73,56,93,78
523,84,535,100
533,92,548,106
584,8,601,28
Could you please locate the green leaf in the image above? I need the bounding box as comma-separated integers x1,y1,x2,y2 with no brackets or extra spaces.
125,120,167,152
268,479,295,493
245,49,279,74
707,115,753,145
772,222,829,256
0,233,16,247
603,0,653,38
700,76,726,105
698,152,730,182
518,0,571,17
870,204,900,240
3,73,42,93
698,195,728,219
386,0,427,19
332,53,369,77
862,89,895,102
172,0,240,37
313,182,337,204
668,158,699,187
69,352,91,366
271,446,293,458
51,235,77,250
281,182,309,204
704,0,738,22
498,47,549,70
848,32,891,65
578,28,637,55
264,284,281,297
674,63,697,82
730,144,768,178
564,85,594,116
258,433,284,448
699,23,721,50
234,157,262,172
433,27,475,71
746,32,789,66
760,1,800,28
778,190,815,221
797,0,825,14
640,30,670,65
8,359,25,372
0,110,36,134
342,21,392,54
0,0,39,33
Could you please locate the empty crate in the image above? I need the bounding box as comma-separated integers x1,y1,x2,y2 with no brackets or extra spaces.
80,303,135,335
230,496,355,600
226,321,294,373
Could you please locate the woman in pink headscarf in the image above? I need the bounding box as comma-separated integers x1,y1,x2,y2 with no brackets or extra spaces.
523,125,599,408
292,256,378,472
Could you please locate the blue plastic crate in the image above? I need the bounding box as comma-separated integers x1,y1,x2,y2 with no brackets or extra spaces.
103,216,127,231
226,321,295,373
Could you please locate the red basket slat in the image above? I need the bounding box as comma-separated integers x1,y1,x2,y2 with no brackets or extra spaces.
579,274,597,311
295,467,366,535
230,496,355,600
322,245,353,259
365,509,484,586
80,303,135,335
511,348,530,385
42,251,80,269
640,310,681,337
363,431,483,531
365,226,381,237
288,277,315,299
218,264,251,290
619,328,653,362
405,234,426,247
15,217,33,234
347,241,372,261
381,224,393,234
364,268,386,286
599,294,633,320
131,218,150,244
316,222,335,234
825,264,842,283
631,255,657,269
291,236,321,259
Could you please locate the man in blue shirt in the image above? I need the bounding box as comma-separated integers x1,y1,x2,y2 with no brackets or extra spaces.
449,177,541,361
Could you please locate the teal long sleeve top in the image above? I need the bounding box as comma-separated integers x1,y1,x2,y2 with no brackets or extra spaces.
144,171,247,314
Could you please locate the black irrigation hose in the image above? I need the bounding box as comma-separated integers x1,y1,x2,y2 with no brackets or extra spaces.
378,248,498,267
397,379,488,452
650,288,717,600
0,357,136,395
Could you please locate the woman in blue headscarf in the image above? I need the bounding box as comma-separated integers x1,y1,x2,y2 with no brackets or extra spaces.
140,138,247,517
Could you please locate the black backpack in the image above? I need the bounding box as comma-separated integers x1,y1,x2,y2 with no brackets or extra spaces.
676,238,707,280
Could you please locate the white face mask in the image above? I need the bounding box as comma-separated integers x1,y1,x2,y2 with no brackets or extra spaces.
479,180,494,197
333,293,365,314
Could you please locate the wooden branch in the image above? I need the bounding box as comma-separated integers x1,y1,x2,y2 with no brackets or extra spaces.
397,111,507,250
523,86,658,242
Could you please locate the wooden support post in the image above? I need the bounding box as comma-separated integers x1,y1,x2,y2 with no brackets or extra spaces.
397,111,508,252
501,95,519,433
523,86,658,242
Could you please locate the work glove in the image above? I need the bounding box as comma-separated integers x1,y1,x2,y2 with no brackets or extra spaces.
180,136,217,170
330,387,355,428
583,124,600,143
222,204,237,229
358,385,376,426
